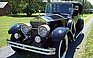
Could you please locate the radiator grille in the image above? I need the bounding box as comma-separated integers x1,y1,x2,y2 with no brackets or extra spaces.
30,21,46,28
31,28,38,38
30,21,46,38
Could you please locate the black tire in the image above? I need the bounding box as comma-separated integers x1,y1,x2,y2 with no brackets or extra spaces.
54,35,68,58
10,34,23,52
76,19,84,32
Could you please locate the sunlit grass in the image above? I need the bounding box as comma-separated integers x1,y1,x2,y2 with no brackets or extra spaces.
84,14,93,23
81,14,89,18
82,23,93,58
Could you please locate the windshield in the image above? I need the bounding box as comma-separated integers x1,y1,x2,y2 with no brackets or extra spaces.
45,3,73,14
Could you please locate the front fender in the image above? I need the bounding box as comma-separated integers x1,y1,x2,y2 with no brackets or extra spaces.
8,23,23,34
50,27,73,42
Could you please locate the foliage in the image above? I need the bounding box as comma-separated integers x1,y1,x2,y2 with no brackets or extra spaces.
82,0,93,14
0,0,44,15
22,0,45,16
22,5,34,17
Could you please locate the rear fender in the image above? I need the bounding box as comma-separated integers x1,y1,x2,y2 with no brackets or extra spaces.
76,18,84,32
67,19,75,34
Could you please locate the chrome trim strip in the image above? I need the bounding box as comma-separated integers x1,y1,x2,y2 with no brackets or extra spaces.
7,40,55,55
32,28,38,29
40,16,54,22
76,32,82,39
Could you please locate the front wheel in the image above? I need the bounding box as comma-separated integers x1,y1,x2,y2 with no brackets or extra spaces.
54,35,68,58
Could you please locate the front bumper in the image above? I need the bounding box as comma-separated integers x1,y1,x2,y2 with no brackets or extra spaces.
7,40,56,55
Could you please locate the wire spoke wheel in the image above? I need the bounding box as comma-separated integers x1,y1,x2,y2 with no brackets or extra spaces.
58,35,68,58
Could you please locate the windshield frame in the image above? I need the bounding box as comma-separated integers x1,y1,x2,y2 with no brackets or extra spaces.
45,2,73,15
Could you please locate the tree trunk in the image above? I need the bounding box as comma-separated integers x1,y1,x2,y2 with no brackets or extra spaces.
26,12,32,17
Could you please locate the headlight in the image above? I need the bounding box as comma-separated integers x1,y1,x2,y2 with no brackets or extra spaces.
38,25,50,37
35,36,41,43
21,23,32,35
14,33,20,39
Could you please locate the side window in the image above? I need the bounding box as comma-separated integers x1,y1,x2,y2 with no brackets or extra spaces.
59,3,73,14
46,3,52,13
52,4,57,12
57,4,60,12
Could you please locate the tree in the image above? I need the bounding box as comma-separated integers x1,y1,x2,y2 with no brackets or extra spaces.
8,0,27,14
22,0,44,16
2,0,44,15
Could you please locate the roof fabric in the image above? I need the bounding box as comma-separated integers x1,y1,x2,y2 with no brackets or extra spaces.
0,2,8,8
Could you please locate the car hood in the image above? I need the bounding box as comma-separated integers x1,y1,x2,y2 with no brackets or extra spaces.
40,14,67,22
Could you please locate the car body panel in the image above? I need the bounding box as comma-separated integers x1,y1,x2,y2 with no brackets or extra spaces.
8,23,23,34
51,27,69,42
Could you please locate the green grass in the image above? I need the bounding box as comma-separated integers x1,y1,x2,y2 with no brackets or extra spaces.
84,14,93,23
0,13,45,48
81,14,89,18
82,23,93,58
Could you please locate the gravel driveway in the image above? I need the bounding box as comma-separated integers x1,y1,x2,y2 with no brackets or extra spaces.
0,17,93,58
0,46,15,58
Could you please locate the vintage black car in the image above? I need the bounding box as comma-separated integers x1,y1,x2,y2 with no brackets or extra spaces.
7,1,84,58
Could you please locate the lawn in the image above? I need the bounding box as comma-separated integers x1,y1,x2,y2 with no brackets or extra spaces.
0,13,45,48
84,14,93,23
0,13,92,48
81,14,89,18
82,23,93,58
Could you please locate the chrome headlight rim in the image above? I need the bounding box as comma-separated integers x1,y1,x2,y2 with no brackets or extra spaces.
35,36,41,43
38,25,50,37
21,23,32,35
